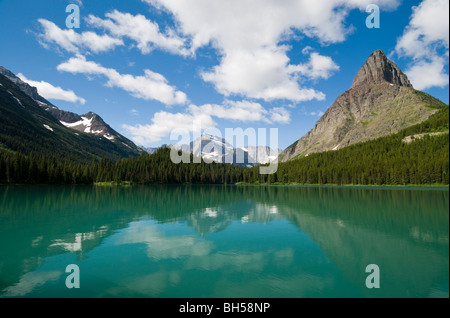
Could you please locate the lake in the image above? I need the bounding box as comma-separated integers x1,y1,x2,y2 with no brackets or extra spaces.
0,184,448,298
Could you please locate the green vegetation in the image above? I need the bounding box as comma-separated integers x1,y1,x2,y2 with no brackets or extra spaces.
252,107,448,186
255,133,448,185
414,90,449,109
0,74,141,163
0,149,245,185
1,108,448,186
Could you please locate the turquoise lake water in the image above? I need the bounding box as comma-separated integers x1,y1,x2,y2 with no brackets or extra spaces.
0,185,448,298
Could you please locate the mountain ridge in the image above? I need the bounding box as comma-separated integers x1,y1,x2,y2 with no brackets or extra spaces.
190,133,280,166
0,65,142,158
279,50,447,162
351,50,412,88
0,71,142,162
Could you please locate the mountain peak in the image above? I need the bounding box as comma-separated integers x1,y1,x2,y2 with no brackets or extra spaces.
351,50,412,89
0,65,54,106
279,50,445,162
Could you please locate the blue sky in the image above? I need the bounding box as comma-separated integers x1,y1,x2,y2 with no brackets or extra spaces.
0,0,448,149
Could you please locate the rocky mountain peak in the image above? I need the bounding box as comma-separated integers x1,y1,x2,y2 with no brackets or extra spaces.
351,50,412,89
0,65,43,103
279,49,445,162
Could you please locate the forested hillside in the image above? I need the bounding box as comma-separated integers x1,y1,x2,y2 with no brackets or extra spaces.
0,73,142,162
1,107,448,186
253,107,449,185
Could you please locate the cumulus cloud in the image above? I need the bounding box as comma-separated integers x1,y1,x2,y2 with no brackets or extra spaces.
200,47,327,102
290,52,340,81
270,107,291,124
70,0,83,6
86,10,191,56
395,0,449,90
37,19,123,54
189,100,271,123
123,100,291,144
122,110,217,145
404,56,449,90
17,73,86,104
57,55,187,105
142,0,399,102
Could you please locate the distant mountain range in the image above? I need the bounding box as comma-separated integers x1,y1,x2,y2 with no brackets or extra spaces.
174,133,281,167
1,49,447,166
0,65,280,165
174,50,448,165
279,50,447,162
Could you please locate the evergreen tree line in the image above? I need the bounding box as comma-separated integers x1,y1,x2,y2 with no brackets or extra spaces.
0,149,246,185
246,133,448,185
1,108,448,186
247,107,449,186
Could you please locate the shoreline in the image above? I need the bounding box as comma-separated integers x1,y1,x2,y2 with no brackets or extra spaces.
1,182,448,191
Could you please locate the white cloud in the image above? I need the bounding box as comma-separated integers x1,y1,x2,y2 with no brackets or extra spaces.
145,0,399,49
71,0,83,6
403,56,449,90
123,110,217,145
200,47,327,102
123,100,290,145
290,52,340,81
86,10,191,56
395,0,449,89
396,0,449,59
143,0,400,102
57,55,187,105
270,107,291,124
37,19,124,54
189,100,271,123
304,110,325,117
17,73,86,104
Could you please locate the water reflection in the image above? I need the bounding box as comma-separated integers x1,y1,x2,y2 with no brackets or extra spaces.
0,185,448,298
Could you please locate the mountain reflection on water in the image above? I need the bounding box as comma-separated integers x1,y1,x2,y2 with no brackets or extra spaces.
0,185,448,298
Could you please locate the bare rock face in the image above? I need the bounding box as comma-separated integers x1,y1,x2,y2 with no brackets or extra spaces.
351,50,412,88
279,50,445,162
0,66,45,104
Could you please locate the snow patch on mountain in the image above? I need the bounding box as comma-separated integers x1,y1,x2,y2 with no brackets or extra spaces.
122,142,132,149
12,96,23,107
43,124,54,132
60,116,93,133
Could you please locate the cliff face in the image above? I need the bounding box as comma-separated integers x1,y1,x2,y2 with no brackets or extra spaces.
279,50,446,162
351,50,412,88
0,66,48,104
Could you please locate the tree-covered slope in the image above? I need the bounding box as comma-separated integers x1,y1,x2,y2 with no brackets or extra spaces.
253,107,449,185
279,50,447,162
1,107,448,185
0,73,141,162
